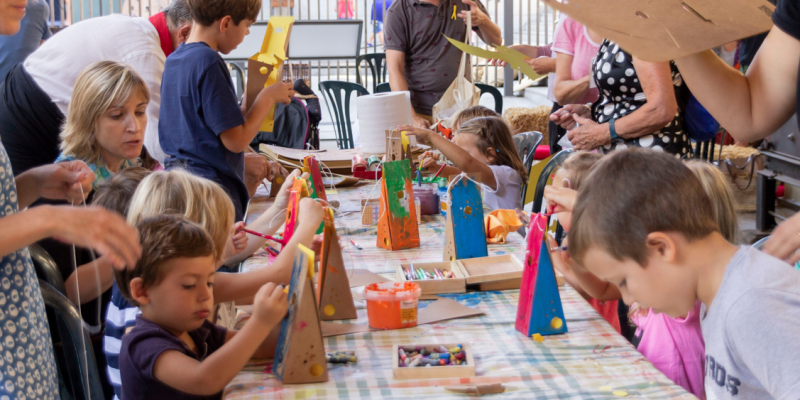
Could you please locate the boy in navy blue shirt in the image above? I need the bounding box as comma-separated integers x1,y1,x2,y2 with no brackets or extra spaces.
159,0,294,221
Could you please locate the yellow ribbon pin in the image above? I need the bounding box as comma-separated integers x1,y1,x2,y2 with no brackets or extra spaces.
452,5,457,19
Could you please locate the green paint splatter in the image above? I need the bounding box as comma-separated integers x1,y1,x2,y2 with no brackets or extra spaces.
383,160,410,218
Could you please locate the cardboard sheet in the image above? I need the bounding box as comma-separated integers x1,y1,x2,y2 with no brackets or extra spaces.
319,298,484,337
348,269,393,287
445,36,544,81
541,0,775,62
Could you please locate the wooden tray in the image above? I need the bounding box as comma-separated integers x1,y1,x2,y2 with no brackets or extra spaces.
396,261,466,294
392,343,475,379
457,254,524,285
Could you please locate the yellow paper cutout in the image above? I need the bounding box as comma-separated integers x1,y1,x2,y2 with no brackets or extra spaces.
444,35,544,81
400,131,409,152
249,16,294,132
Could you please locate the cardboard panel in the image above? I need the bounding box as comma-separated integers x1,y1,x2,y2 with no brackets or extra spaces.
542,0,775,62
376,160,420,251
443,175,487,261
246,17,295,132
274,245,329,384
317,208,357,320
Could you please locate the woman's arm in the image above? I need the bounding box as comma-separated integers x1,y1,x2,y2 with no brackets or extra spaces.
65,256,114,305
553,53,591,105
613,58,677,139
675,27,799,142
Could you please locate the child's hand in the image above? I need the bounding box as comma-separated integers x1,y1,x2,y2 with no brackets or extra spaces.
398,125,433,142
543,186,578,215
418,151,440,171
222,222,248,262
251,282,289,329
298,197,324,230
260,81,295,106
515,208,529,227
273,170,304,210
309,234,324,260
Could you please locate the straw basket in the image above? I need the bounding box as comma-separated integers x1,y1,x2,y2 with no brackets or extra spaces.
504,106,551,145
707,145,764,212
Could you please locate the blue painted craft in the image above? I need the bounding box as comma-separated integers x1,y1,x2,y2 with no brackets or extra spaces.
444,176,488,261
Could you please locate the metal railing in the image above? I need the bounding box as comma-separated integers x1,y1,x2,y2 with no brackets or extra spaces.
49,0,559,92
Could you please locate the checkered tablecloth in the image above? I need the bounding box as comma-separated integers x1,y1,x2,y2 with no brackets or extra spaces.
226,184,695,399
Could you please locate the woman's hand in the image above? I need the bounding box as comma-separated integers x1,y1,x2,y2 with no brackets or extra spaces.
48,206,141,270
489,44,531,66
544,186,578,215
763,213,800,265
398,125,433,142
550,104,592,131
32,161,95,204
566,114,611,151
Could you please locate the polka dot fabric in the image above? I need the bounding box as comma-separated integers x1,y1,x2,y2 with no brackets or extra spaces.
0,142,59,400
592,39,692,158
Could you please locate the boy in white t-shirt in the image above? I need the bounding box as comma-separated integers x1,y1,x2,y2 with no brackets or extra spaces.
547,148,800,399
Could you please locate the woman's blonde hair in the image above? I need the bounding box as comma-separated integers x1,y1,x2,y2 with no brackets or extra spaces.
685,161,738,243
60,60,150,164
456,116,527,179
127,170,235,262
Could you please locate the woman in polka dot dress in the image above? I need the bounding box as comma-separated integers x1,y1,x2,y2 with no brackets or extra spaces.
551,39,692,158
0,2,142,398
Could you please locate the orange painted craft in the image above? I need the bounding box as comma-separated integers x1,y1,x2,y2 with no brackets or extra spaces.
363,282,421,330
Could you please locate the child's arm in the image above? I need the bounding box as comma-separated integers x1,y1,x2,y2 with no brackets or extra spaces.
64,256,114,306
152,282,288,396
225,170,306,266
219,82,295,154
548,236,622,301
212,198,324,303
401,126,498,190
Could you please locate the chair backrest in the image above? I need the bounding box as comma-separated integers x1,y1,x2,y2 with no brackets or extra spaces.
226,62,245,105
318,81,370,149
40,280,105,400
355,53,388,93
693,139,716,162
30,243,67,296
531,149,573,214
475,83,503,114
514,131,544,205
376,82,392,93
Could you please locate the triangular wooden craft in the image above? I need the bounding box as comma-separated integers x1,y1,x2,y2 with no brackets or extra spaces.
282,177,309,244
515,213,567,337
385,130,405,164
303,156,327,234
245,16,294,132
376,160,420,251
443,174,488,261
274,244,329,383
316,208,357,320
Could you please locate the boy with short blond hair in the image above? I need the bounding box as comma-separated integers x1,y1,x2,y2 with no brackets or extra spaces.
556,148,800,399
117,214,288,399
159,0,294,222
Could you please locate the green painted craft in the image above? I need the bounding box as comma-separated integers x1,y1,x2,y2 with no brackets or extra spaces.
383,160,411,219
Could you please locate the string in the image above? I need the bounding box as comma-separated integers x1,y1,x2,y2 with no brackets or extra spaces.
70,183,99,400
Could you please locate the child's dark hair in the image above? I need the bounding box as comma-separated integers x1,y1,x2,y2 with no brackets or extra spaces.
457,116,526,179
453,105,499,133
92,167,151,216
114,214,215,306
569,148,718,266
559,151,602,190
186,0,261,26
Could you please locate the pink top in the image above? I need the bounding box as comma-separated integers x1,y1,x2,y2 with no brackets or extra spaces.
632,301,705,399
551,16,600,105
588,298,620,334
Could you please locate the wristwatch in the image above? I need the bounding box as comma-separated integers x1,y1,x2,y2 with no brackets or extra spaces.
609,118,618,141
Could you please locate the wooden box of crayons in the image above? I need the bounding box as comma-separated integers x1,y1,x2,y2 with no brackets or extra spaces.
458,255,524,291
396,261,467,294
392,343,475,379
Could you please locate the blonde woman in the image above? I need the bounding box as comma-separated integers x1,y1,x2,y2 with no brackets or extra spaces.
0,6,141,398
57,60,149,190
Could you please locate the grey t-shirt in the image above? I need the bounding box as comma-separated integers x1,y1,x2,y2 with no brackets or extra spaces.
701,246,800,400
384,0,487,116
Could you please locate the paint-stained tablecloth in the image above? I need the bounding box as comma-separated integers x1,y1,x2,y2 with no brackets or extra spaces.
225,183,695,399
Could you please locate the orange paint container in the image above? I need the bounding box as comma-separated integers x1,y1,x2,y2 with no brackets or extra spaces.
364,282,421,330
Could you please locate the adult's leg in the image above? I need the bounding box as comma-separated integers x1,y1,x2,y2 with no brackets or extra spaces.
0,64,64,175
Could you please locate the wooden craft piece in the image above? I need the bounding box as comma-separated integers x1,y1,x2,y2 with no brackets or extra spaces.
542,0,774,62
269,174,285,198
317,208,357,320
376,160,420,251
245,16,294,132
443,175,488,261
274,244,329,384
303,156,327,234
515,213,567,337
283,177,309,244
392,343,475,379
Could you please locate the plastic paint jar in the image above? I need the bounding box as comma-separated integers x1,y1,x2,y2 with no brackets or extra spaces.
438,187,448,217
412,184,439,216
364,282,421,330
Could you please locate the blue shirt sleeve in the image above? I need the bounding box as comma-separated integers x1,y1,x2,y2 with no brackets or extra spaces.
198,62,246,136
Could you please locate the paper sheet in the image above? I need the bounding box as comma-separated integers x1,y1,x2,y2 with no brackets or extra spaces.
444,35,544,81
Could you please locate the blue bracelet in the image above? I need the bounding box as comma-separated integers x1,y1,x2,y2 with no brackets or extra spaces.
609,118,619,140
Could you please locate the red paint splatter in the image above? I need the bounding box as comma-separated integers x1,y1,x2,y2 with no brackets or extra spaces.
295,321,308,332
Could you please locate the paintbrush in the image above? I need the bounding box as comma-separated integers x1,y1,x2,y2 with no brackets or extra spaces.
242,228,283,243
